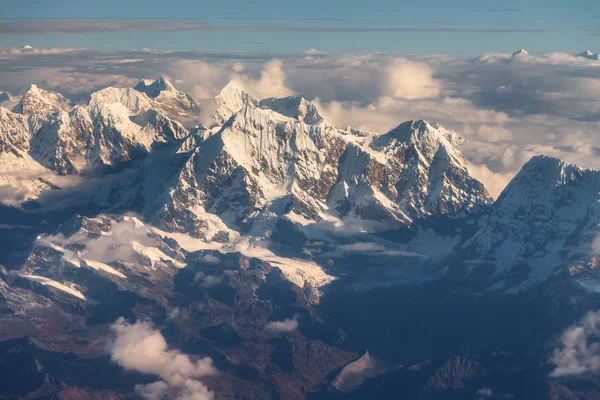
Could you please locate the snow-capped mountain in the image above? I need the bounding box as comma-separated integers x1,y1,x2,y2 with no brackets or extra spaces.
0,78,190,179
2,78,600,400
576,50,600,60
134,77,197,117
445,155,600,292
12,84,70,115
92,82,490,246
512,48,529,57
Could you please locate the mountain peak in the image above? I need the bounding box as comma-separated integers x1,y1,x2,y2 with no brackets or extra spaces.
512,48,529,57
133,77,176,98
214,80,257,124
259,96,323,124
576,50,600,60
372,120,450,149
519,155,581,176
12,84,66,115
497,155,591,202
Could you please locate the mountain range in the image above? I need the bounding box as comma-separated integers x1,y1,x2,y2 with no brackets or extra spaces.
0,78,599,399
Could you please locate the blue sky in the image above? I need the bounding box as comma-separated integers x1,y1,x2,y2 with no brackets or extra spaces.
0,0,598,54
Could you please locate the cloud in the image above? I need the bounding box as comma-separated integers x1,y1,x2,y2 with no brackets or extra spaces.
194,272,223,288
200,254,220,264
477,124,513,142
167,307,181,321
0,20,211,34
110,318,216,399
264,317,299,334
383,58,441,99
45,217,158,265
466,163,516,199
135,381,169,400
341,242,387,252
0,46,85,56
333,242,424,257
0,20,551,35
164,58,293,124
235,59,294,99
551,311,600,377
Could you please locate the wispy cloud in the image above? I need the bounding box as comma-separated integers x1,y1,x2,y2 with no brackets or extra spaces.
467,8,522,12
0,20,552,35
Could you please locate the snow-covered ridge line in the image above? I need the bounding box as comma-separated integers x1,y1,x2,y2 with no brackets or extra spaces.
19,274,86,300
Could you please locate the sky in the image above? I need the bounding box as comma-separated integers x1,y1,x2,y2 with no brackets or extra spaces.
0,0,598,54
0,1,600,198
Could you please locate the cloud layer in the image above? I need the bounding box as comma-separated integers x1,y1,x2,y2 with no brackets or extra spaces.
0,20,550,35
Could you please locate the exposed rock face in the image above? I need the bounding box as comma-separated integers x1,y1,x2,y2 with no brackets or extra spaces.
0,107,33,154
3,79,599,400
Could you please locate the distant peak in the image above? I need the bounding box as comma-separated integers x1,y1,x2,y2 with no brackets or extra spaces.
576,50,599,60
12,84,65,115
512,48,529,57
258,95,323,124
133,77,176,98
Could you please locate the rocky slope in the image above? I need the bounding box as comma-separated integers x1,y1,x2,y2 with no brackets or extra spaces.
1,79,599,399
445,156,600,293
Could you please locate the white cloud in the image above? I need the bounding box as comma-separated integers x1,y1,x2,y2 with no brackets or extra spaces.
235,59,293,99
551,311,600,377
45,217,157,265
232,62,245,73
466,163,516,199
167,307,181,321
200,254,220,265
383,58,441,99
477,125,513,142
135,381,169,400
110,318,216,399
194,271,223,288
264,317,299,334
476,387,493,398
